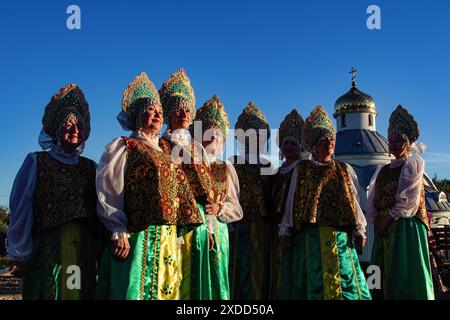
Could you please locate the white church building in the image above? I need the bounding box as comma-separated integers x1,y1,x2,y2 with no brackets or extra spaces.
333,68,450,262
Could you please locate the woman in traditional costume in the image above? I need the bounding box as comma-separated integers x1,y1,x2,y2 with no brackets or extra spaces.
95,72,202,300
229,102,273,300
159,68,217,300
288,105,371,300
7,84,100,299
366,105,434,300
191,95,243,300
270,109,310,300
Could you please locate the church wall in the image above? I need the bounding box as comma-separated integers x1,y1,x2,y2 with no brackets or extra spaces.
337,112,376,131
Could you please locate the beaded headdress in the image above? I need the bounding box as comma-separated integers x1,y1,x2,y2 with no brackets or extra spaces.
388,105,420,144
277,108,304,147
234,102,270,139
42,84,90,141
191,95,230,140
159,68,196,124
121,72,160,129
301,105,335,152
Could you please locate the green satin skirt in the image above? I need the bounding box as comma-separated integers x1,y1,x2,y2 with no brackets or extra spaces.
209,219,230,300
22,219,97,300
229,218,271,300
371,217,434,300
96,225,180,300
269,230,293,300
292,224,371,300
179,203,213,300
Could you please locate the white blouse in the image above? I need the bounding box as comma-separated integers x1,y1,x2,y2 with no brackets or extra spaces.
366,154,425,224
279,159,367,238
96,131,161,240
207,156,244,232
7,150,83,262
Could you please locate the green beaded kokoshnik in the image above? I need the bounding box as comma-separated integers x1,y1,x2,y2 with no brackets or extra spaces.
191,95,230,140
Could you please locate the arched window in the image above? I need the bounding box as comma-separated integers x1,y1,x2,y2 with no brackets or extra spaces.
342,114,346,128
368,114,373,126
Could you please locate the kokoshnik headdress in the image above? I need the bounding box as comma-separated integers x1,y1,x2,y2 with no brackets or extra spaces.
42,84,90,142
234,101,270,139
301,105,335,153
159,68,196,124
277,108,305,147
388,105,420,145
191,95,230,141
119,72,161,131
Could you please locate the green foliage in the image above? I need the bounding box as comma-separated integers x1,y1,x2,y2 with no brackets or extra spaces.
0,205,8,235
432,177,450,199
0,256,12,269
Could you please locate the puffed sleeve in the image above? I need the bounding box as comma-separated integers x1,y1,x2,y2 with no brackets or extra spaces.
388,155,425,219
7,153,37,262
278,166,299,236
217,163,244,224
96,138,130,240
346,164,367,238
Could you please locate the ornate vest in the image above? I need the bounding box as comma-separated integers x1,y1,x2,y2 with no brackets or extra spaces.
374,163,429,229
209,162,228,205
123,137,202,233
162,138,214,204
32,152,97,235
232,156,271,222
293,160,358,232
271,167,295,224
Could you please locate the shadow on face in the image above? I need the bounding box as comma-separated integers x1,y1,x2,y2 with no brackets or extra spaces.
388,133,408,159
281,139,301,160
169,108,191,131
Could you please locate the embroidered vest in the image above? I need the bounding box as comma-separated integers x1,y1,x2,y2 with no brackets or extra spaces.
293,160,358,232
32,152,97,235
374,163,429,229
162,138,214,203
123,137,202,233
271,167,295,224
209,162,228,204
232,156,271,222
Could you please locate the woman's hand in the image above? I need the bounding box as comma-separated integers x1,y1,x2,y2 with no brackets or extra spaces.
208,232,215,251
354,234,367,250
205,203,221,216
113,237,130,261
374,215,395,237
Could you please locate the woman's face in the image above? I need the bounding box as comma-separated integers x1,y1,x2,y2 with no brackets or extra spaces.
388,133,408,159
315,135,335,161
58,114,84,150
169,107,191,130
202,127,223,156
141,104,163,134
281,139,301,160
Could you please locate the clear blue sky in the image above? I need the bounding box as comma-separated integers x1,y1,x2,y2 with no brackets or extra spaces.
1,0,450,205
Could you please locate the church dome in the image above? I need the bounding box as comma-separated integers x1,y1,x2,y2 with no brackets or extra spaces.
334,84,376,115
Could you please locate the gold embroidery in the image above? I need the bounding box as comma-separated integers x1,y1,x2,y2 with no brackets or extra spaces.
209,163,228,205
140,228,150,300
375,164,429,229
293,160,357,232
33,152,96,235
232,156,271,222
123,137,202,233
319,227,342,300
271,169,295,222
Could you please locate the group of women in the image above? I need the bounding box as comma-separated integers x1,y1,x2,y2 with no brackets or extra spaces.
6,69,435,300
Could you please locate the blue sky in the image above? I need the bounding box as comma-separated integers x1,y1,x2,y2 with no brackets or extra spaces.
1,0,450,205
